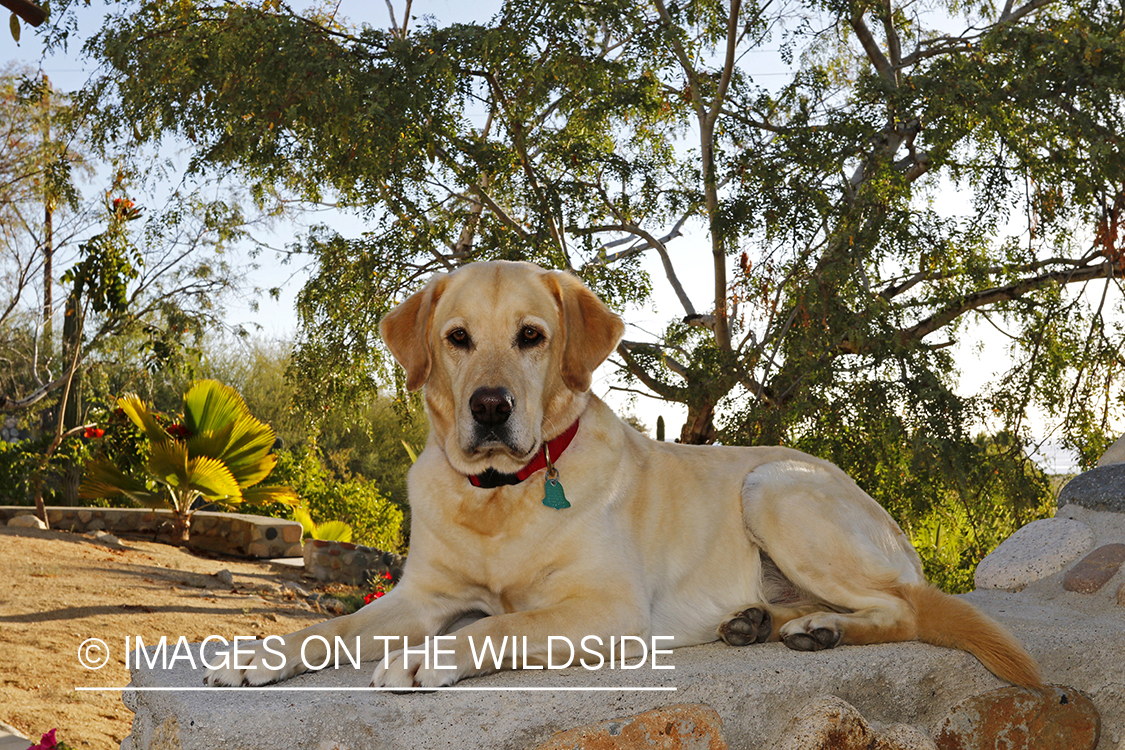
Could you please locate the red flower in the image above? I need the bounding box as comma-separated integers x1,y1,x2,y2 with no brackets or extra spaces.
363,591,385,605
83,427,106,439
166,423,192,439
29,728,62,750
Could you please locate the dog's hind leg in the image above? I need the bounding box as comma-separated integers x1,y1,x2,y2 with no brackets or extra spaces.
738,459,925,651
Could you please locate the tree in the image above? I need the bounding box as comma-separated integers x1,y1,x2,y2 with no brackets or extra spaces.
79,379,299,543
1,68,256,423
53,0,1125,584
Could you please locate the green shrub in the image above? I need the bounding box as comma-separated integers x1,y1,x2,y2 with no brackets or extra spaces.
0,440,33,504
0,435,105,508
272,446,404,553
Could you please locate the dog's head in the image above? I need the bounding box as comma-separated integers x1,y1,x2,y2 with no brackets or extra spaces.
380,261,624,476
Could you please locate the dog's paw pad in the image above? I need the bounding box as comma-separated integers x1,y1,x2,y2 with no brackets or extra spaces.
782,626,840,652
719,607,772,646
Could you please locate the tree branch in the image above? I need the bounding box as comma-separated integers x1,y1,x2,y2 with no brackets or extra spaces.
894,262,1119,346
851,10,895,84
616,340,687,401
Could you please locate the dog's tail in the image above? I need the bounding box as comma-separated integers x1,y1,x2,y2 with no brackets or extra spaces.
902,583,1043,690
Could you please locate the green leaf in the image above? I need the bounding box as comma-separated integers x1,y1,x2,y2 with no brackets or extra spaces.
117,393,173,444
217,419,277,486
182,379,248,435
79,459,164,507
147,441,241,500
241,484,299,507
147,440,191,487
9,13,18,43
185,421,237,461
292,506,316,536
186,455,242,500
312,520,352,542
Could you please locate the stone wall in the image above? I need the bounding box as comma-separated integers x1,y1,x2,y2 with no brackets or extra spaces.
0,506,303,559
302,538,406,585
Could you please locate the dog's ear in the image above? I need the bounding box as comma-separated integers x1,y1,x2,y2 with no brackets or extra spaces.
380,275,448,391
549,271,625,392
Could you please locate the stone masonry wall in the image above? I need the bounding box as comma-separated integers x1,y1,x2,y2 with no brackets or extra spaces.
0,506,303,558
302,538,406,585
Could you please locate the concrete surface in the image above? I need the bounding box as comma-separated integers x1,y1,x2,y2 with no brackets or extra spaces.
118,580,1124,750
118,503,1125,750
0,721,29,750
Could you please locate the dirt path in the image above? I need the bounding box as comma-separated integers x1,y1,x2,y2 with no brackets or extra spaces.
0,525,332,749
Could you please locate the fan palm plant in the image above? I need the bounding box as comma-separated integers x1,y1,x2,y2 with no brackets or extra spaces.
79,379,298,544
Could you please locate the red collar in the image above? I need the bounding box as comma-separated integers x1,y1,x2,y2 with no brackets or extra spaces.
468,419,580,488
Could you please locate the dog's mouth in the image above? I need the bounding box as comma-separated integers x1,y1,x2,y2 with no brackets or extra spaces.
465,426,537,468
468,432,535,459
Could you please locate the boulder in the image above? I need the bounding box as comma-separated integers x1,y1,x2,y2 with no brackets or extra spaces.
933,685,1099,750
532,704,727,750
1058,465,1125,513
7,514,46,529
774,696,935,750
974,518,1094,590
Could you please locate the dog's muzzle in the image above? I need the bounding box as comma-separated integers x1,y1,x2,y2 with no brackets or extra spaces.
468,386,526,455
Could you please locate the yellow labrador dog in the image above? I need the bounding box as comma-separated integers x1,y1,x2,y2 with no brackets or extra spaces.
205,260,1041,689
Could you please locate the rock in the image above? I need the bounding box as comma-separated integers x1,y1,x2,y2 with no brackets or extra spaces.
87,530,124,548
214,569,234,587
531,704,728,750
247,540,272,558
1059,465,1125,513
880,725,938,750
933,685,1100,750
282,581,310,598
1062,543,1125,593
7,514,46,529
974,518,1095,590
774,696,935,750
319,597,347,615
1097,434,1125,466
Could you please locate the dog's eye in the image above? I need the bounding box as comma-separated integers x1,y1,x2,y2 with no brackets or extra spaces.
518,326,544,348
447,328,471,349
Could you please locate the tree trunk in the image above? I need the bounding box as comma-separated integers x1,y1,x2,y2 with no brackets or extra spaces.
679,399,717,445
172,512,192,546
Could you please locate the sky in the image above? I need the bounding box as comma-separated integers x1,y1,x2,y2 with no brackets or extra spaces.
5,1,1099,470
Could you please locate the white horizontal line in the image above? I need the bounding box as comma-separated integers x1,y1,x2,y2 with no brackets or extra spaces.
76,686,677,692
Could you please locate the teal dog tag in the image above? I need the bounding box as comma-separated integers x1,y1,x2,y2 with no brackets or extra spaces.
542,469,570,510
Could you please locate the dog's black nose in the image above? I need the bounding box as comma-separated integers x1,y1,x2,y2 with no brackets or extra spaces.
470,387,514,426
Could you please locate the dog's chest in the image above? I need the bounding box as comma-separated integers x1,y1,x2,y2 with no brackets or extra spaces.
451,481,552,538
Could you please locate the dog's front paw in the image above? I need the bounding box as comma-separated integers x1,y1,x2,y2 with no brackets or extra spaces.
371,648,460,689
718,606,772,646
204,638,305,686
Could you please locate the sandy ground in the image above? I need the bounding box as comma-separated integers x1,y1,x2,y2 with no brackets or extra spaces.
0,525,334,750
